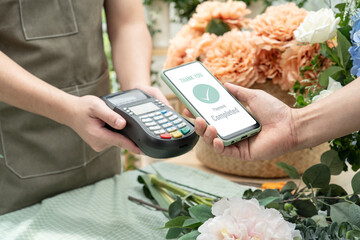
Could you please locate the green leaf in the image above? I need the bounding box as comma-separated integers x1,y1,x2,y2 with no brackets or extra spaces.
164,216,191,229
166,228,183,239
258,189,281,207
280,181,297,193
188,205,214,223
293,80,301,93
338,222,353,238
320,42,340,65
347,230,360,240
330,202,351,223
349,204,360,228
320,150,344,175
318,66,343,87
205,18,231,36
183,218,202,228
296,95,308,107
142,185,154,200
178,230,201,240
317,184,347,198
336,30,351,68
169,196,182,219
138,175,172,210
258,196,281,207
302,164,331,188
352,172,360,195
293,200,317,217
335,3,346,12
276,162,300,179
338,25,352,42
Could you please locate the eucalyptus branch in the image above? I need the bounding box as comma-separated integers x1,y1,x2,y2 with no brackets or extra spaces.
294,186,307,197
283,195,357,204
310,186,320,211
317,199,331,207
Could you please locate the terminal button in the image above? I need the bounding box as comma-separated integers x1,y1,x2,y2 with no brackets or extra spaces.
170,131,183,138
180,126,191,135
160,133,171,139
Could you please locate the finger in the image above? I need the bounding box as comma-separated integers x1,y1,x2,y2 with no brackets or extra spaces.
151,88,171,107
92,99,126,130
137,86,172,108
104,129,141,154
203,125,217,145
224,83,258,104
183,108,195,118
213,138,225,154
194,117,207,136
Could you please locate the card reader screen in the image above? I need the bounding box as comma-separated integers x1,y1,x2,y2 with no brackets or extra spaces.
129,102,160,115
107,91,147,106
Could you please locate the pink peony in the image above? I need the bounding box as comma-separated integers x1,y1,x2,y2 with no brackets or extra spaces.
197,197,301,240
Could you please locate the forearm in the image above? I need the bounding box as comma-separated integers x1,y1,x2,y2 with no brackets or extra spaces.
112,24,152,90
293,77,360,150
0,51,77,126
105,0,152,90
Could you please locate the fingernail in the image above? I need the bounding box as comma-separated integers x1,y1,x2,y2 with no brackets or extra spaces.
115,118,124,127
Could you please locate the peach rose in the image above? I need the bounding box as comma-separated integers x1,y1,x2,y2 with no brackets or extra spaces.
189,0,251,32
279,41,332,90
251,3,308,43
163,25,202,69
198,30,261,87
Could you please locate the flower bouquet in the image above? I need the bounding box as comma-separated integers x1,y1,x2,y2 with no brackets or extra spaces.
163,0,360,177
164,0,335,178
133,160,360,239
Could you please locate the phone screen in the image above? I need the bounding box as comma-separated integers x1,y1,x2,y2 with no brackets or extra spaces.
163,62,259,140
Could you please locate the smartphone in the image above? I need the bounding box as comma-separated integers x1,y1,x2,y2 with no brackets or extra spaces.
161,61,261,146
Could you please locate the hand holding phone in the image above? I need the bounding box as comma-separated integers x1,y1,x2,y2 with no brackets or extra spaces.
161,61,261,146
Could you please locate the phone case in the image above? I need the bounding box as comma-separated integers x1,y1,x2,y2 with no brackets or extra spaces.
160,61,261,146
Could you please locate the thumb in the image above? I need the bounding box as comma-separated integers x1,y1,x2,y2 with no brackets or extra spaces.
93,99,126,130
224,83,257,104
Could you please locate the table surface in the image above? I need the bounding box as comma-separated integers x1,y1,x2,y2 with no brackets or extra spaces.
0,162,249,240
141,145,357,193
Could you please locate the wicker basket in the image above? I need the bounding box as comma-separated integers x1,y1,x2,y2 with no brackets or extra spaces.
195,81,329,178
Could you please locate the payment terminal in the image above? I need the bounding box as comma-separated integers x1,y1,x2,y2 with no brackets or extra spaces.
102,89,199,158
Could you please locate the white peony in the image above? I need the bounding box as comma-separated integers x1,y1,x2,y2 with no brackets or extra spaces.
197,197,302,240
294,8,340,43
312,77,343,103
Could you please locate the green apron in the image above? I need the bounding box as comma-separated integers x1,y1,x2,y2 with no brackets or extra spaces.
0,0,121,215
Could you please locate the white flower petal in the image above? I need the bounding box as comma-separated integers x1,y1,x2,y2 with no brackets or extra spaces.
294,8,339,43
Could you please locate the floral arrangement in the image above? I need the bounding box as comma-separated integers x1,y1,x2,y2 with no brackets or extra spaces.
164,0,360,174
133,160,360,239
163,0,330,91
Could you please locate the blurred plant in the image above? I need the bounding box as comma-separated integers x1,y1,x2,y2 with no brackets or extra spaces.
143,0,309,22
122,149,141,171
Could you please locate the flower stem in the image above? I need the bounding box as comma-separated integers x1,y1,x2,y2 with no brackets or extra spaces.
149,174,214,207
